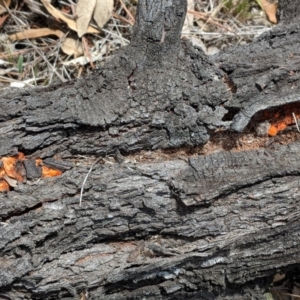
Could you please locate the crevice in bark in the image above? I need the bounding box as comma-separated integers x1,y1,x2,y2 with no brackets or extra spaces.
1,201,43,222
222,108,240,121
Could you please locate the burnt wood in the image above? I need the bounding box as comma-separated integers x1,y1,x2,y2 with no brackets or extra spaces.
1,0,300,299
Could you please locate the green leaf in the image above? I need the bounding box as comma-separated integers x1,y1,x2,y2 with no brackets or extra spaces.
33,65,39,77
17,55,23,73
255,0,263,9
264,292,274,300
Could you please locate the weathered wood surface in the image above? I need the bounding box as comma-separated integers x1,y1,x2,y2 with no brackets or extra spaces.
1,4,300,159
1,0,300,299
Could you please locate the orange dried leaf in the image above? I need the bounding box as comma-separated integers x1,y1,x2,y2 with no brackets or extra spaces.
268,122,287,136
0,167,5,177
0,179,9,192
42,166,62,178
268,125,278,136
2,157,23,182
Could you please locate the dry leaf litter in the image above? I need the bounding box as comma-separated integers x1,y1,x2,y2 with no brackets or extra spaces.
0,0,276,88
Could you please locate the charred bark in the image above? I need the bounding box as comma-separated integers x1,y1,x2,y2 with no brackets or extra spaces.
1,0,300,299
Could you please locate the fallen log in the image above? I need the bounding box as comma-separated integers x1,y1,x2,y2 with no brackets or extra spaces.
1,0,300,299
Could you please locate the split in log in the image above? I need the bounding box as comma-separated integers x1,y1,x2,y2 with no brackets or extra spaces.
1,0,300,299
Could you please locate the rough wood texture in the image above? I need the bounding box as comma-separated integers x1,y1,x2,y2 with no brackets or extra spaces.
1,0,300,299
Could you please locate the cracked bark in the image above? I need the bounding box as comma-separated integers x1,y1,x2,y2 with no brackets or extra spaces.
1,0,300,299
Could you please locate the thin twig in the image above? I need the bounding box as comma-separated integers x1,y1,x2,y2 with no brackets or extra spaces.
292,112,300,132
111,16,128,46
82,36,95,69
49,38,62,84
101,28,130,44
276,291,300,298
113,12,134,26
29,39,66,82
79,157,102,207
119,0,135,23
188,10,233,32
0,44,56,59
31,66,37,85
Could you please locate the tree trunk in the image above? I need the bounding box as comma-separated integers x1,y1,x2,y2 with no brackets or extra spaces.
1,0,300,299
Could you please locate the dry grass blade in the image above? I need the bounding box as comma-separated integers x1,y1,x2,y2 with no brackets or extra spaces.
277,292,300,299
292,113,300,132
28,38,66,83
82,36,95,68
183,0,194,35
0,0,10,14
79,157,102,207
188,10,233,32
112,12,134,25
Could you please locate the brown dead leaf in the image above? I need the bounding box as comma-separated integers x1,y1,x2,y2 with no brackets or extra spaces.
41,0,99,35
0,0,11,15
76,0,96,37
93,0,113,29
61,38,83,57
261,0,277,24
273,273,286,282
9,28,64,42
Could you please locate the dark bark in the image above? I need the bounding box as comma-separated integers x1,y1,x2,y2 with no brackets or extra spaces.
278,0,300,24
1,0,300,299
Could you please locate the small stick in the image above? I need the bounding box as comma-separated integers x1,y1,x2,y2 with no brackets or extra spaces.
160,29,166,43
82,36,95,69
119,0,135,23
113,12,134,26
79,157,102,207
292,112,300,132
